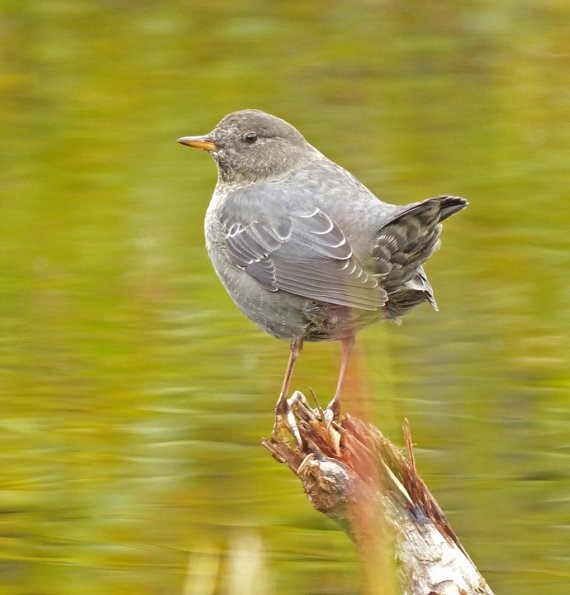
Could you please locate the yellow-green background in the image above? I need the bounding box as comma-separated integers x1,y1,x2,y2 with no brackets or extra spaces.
1,1,568,593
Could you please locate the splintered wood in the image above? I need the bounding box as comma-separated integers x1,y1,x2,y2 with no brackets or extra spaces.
263,392,494,595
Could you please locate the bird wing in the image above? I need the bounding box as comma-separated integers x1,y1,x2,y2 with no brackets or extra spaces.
224,208,386,311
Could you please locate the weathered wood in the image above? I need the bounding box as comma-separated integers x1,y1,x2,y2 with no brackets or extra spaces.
263,392,494,595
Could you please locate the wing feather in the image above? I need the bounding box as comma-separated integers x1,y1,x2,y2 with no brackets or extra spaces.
224,209,386,310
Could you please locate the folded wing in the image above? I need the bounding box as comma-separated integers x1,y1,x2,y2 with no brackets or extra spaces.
224,208,386,311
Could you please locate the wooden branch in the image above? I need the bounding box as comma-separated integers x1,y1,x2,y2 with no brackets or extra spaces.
263,392,494,595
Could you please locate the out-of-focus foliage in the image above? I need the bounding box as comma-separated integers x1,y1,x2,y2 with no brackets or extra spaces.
0,1,567,594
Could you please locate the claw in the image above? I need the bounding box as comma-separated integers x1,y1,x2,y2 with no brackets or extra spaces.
272,390,309,447
324,395,341,426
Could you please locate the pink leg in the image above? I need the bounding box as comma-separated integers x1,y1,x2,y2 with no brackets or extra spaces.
327,335,355,419
275,338,303,415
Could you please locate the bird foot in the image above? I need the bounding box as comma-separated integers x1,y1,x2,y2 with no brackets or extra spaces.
272,390,308,447
272,391,342,447
271,391,343,457
323,395,341,427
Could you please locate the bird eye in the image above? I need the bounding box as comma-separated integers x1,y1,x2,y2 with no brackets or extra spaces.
244,132,258,144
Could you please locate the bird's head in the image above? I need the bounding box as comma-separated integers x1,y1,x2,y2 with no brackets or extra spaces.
178,109,313,183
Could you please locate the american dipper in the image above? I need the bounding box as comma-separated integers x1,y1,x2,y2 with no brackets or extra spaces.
178,109,467,427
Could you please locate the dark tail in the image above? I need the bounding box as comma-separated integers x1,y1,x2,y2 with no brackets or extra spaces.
373,195,468,318
436,195,469,222
390,195,468,227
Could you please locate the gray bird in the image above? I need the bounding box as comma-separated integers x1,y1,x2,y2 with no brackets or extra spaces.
178,109,467,428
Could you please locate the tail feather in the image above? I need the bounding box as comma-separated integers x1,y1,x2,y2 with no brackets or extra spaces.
373,195,467,317
437,195,469,222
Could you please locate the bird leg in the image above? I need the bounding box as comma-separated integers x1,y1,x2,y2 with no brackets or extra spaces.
273,338,303,441
275,338,304,414
325,335,355,422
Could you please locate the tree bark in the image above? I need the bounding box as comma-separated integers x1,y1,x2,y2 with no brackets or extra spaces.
263,391,494,595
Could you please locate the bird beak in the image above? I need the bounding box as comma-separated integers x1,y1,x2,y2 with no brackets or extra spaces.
177,135,217,152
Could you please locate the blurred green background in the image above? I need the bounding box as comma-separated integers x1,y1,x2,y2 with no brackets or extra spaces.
0,1,568,593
